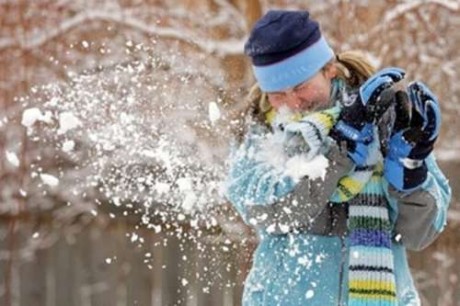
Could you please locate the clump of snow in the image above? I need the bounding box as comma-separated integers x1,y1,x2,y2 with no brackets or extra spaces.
57,112,81,134
62,140,75,152
6,151,20,167
208,101,221,123
40,173,59,186
284,154,329,182
21,107,53,128
305,290,315,299
130,232,139,242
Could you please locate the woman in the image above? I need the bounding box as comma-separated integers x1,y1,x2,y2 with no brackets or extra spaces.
225,10,451,306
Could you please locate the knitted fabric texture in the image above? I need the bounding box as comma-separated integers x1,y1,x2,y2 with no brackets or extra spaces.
264,86,397,305
244,10,334,92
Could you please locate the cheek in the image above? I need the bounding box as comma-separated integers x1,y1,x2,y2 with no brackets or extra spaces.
268,96,284,110
298,86,325,101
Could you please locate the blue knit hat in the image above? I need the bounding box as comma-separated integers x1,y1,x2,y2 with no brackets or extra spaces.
244,10,335,92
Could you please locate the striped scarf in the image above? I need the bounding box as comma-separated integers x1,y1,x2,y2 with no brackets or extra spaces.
264,80,398,305
331,160,398,305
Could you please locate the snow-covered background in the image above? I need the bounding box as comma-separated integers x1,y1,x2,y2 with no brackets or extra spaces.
0,1,459,305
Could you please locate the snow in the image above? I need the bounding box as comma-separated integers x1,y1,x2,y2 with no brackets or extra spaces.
298,255,313,269
152,224,162,233
40,173,59,186
130,233,139,242
21,107,53,128
208,101,221,123
62,140,75,152
57,112,81,134
284,154,329,183
176,177,193,192
6,151,20,167
3,2,459,304
182,192,197,212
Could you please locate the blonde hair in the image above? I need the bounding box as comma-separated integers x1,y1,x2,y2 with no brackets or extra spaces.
234,50,377,142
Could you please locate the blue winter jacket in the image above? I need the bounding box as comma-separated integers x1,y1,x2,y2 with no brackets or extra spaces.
225,126,451,306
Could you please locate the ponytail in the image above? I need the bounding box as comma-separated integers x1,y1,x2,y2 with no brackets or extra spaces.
335,50,377,87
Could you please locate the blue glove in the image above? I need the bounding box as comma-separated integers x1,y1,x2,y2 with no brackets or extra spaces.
332,67,406,166
384,81,442,191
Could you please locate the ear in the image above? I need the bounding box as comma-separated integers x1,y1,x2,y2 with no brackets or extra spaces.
324,64,337,79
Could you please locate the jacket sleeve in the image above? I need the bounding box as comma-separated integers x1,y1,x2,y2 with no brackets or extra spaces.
224,131,295,225
386,154,451,251
225,132,353,233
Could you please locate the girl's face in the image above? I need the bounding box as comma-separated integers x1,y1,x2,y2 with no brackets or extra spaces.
267,64,337,113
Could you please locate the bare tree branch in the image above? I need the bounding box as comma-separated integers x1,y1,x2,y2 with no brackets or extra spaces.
0,9,246,56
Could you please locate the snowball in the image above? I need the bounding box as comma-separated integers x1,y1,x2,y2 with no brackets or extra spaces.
6,151,20,167
105,258,112,264
208,101,221,123
131,233,139,242
32,232,39,239
40,173,59,186
57,112,81,135
181,278,188,286
306,290,315,299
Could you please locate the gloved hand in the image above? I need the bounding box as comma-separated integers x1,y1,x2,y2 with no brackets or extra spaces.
331,67,406,166
282,108,340,160
384,81,441,191
283,120,323,160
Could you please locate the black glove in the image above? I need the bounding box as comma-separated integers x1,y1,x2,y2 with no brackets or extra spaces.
331,67,405,166
384,81,442,191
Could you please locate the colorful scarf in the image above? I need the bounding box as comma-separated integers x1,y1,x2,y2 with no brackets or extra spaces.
264,79,398,305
